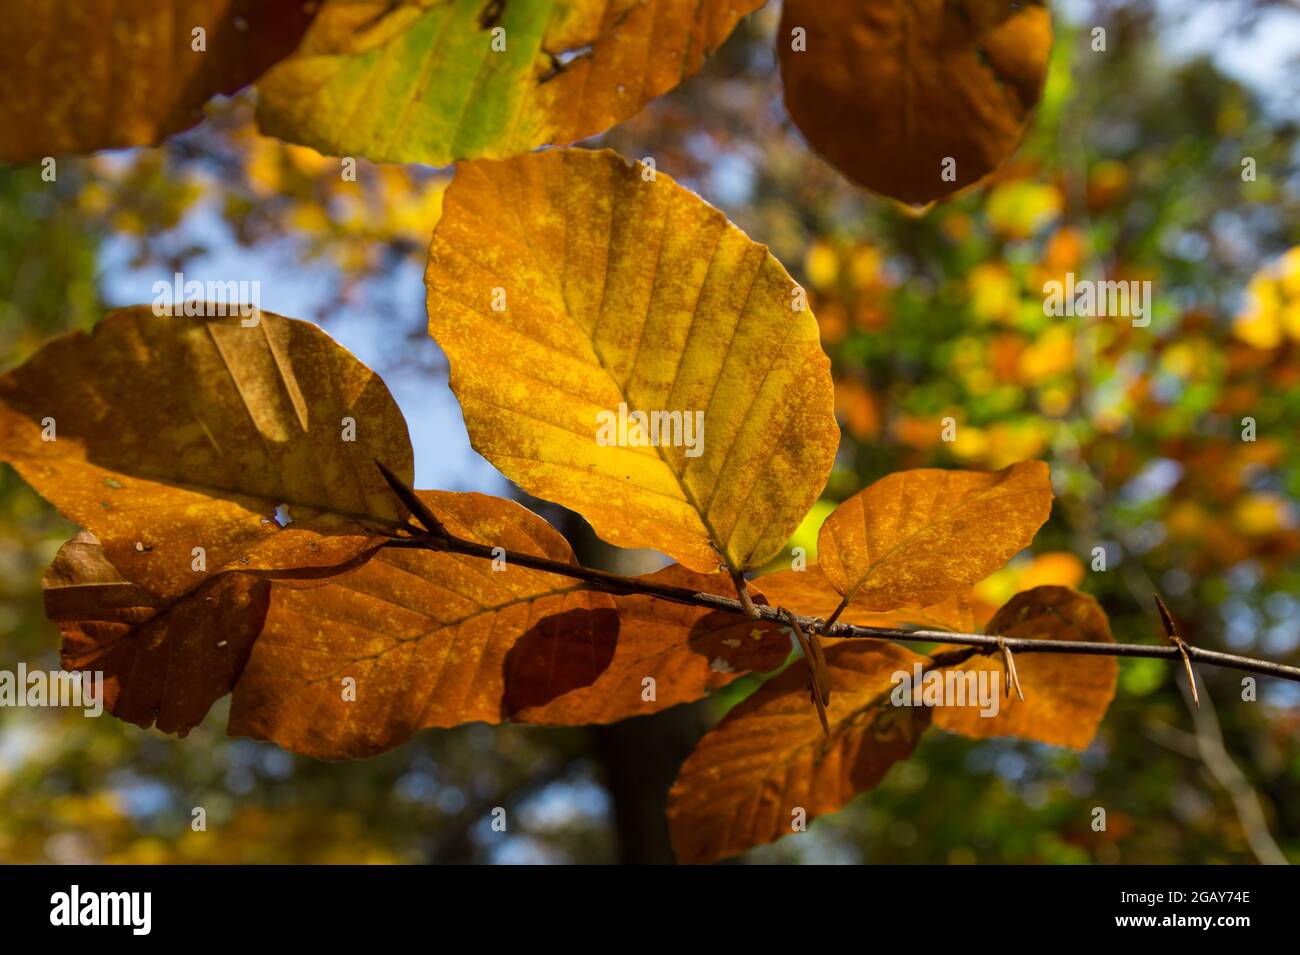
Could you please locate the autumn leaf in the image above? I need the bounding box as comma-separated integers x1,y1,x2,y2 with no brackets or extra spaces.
778,0,1052,204
668,640,930,864
228,492,789,757
817,462,1052,615
45,531,269,736
757,564,975,632
0,307,413,600
255,0,763,165
227,490,613,758
426,148,839,574
932,585,1117,749
0,0,315,164
517,563,791,725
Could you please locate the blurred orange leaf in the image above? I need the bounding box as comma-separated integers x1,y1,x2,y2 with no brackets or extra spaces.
778,0,1051,204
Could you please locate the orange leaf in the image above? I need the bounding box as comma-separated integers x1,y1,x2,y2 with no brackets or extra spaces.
45,531,269,736
228,495,790,757
756,564,974,632
778,0,1051,204
818,462,1052,614
227,490,613,758
0,307,413,600
668,640,930,864
0,1,315,163
932,585,1117,749
517,564,791,725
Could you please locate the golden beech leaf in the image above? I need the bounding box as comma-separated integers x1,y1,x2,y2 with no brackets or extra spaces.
228,493,789,758
255,0,763,165
517,563,792,725
668,640,930,864
44,531,270,736
932,585,1117,749
756,564,975,632
426,148,839,574
0,306,414,600
778,0,1052,205
818,462,1052,614
0,1,316,164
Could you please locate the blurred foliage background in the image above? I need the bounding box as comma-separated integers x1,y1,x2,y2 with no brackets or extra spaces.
2,0,1300,864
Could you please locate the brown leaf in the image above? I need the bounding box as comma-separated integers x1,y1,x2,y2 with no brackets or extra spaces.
818,462,1052,614
931,585,1117,749
517,563,791,725
227,490,615,758
0,1,316,163
668,640,930,864
0,307,413,600
45,531,269,735
756,564,975,632
778,0,1052,204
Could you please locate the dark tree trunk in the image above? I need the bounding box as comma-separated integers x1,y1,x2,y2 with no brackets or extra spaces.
547,505,711,864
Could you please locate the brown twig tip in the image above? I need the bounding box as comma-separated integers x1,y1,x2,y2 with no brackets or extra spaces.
782,608,831,737
374,459,451,541
1155,592,1200,709
998,637,1025,702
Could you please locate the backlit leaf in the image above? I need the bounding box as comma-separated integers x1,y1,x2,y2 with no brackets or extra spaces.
0,0,316,163
778,0,1052,204
45,531,270,736
426,147,838,573
227,490,615,757
0,307,413,599
668,640,929,864
255,0,763,165
756,564,974,632
230,494,793,756
932,585,1117,749
818,462,1052,614
518,563,791,725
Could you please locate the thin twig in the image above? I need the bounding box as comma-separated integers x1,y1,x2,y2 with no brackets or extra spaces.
380,533,1300,684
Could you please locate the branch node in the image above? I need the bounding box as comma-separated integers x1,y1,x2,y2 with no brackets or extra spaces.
730,570,761,618
781,608,831,737
1156,593,1200,708
997,637,1025,701
374,459,451,542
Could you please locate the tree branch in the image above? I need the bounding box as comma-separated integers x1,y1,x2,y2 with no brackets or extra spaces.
382,533,1300,684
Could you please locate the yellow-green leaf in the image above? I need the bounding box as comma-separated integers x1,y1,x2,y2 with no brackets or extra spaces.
426,147,839,573
0,307,413,600
818,462,1052,614
255,0,763,165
